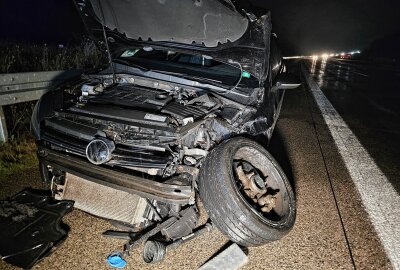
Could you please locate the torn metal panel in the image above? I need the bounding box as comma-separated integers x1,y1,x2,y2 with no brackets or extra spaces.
0,189,73,269
240,116,270,136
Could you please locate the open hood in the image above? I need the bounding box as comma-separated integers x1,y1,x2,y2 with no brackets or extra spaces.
75,0,271,80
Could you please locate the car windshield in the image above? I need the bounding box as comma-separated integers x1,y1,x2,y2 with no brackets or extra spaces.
116,48,258,87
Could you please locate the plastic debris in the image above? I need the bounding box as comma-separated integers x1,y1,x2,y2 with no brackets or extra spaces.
199,243,248,270
0,189,74,269
107,253,127,269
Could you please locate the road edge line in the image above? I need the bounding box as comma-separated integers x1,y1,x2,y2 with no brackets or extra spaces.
301,64,400,269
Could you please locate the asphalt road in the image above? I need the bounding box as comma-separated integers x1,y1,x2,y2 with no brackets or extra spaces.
307,57,400,193
1,58,398,269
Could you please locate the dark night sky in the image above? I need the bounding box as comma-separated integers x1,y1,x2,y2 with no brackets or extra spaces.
1,0,400,55
0,0,82,44
256,0,400,54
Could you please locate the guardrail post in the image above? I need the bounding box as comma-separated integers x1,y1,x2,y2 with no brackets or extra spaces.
0,105,8,142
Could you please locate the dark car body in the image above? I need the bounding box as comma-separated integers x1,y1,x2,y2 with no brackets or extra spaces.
31,0,295,241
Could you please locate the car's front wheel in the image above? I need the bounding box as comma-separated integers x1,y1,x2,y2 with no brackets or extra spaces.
198,137,296,246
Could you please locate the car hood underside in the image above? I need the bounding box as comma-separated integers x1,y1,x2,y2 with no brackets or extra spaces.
75,0,271,80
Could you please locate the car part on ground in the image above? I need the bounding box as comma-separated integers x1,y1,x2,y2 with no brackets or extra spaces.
160,207,199,241
103,230,137,241
143,223,213,264
199,137,296,246
102,210,211,264
0,189,73,269
122,207,199,252
198,243,249,270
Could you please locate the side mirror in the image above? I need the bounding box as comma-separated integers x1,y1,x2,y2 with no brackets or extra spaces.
274,73,302,90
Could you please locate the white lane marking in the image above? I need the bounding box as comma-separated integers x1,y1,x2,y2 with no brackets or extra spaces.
302,65,400,269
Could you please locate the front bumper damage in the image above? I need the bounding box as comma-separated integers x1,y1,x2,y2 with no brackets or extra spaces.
38,147,194,205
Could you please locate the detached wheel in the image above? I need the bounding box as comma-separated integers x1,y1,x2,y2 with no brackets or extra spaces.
199,137,296,246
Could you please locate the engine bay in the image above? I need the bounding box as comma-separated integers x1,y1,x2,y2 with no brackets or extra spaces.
36,72,267,236
41,74,255,178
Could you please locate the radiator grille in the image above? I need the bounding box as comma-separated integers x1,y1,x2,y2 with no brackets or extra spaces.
55,173,153,225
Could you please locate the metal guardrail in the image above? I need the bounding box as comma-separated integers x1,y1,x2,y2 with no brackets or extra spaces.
0,70,82,142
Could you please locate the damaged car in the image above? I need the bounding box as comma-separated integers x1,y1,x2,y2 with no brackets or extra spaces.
31,0,299,262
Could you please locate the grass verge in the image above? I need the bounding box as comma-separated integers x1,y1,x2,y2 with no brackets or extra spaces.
0,139,38,179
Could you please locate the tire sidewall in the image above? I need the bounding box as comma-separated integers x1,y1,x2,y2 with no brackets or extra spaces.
199,137,296,242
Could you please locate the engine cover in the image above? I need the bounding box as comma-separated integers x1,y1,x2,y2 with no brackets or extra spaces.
88,84,172,111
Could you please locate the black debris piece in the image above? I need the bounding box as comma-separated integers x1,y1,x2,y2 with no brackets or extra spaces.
0,189,74,269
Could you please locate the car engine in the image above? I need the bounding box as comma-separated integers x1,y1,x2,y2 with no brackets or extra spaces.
42,75,246,175
39,73,252,228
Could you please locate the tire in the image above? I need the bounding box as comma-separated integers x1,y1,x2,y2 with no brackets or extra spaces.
198,137,296,246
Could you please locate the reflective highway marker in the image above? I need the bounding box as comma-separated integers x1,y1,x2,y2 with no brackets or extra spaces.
302,65,400,269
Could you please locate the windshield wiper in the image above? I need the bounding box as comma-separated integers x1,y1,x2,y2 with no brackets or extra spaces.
113,60,228,86
149,69,224,86
111,61,232,93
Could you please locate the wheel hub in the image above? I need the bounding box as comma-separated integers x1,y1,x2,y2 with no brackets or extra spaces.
235,163,277,213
